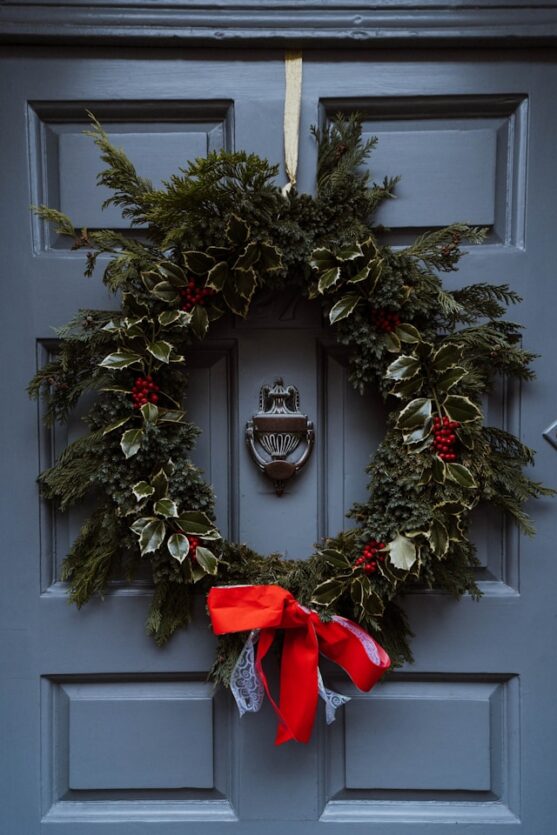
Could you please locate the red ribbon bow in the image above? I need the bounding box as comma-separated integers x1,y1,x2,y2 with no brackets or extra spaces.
208,584,390,744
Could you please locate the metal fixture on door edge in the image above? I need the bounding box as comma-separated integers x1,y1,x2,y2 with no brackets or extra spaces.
543,419,557,450
246,378,314,496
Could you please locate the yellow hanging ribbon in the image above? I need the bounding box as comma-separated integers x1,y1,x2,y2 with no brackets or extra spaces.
283,50,303,193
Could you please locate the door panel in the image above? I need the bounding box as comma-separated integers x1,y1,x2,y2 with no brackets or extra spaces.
1,47,556,833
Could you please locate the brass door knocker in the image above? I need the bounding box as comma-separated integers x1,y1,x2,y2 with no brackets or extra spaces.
246,378,314,496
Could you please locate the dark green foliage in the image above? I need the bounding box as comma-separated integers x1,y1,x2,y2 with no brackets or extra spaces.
30,113,551,684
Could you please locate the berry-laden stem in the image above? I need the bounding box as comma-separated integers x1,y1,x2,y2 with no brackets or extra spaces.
354,540,387,575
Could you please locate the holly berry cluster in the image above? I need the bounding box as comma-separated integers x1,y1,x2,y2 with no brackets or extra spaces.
354,539,386,575
131,375,159,409
179,280,215,313
370,307,401,333
187,535,200,561
432,415,460,461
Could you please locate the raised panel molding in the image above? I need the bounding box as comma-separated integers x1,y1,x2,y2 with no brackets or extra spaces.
322,95,528,247
28,100,233,253
319,343,386,540
2,3,557,45
41,675,237,822
321,673,520,824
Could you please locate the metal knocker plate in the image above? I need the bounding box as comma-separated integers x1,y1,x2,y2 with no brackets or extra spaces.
245,378,314,495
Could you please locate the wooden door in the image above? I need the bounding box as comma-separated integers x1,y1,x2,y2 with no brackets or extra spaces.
1,46,556,833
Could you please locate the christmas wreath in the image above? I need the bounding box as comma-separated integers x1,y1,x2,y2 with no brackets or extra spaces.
30,115,549,741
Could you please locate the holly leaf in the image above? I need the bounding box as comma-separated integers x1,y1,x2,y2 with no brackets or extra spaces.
102,320,121,333
176,510,216,536
120,428,143,459
140,402,159,423
225,214,249,246
183,250,214,275
138,520,166,555
158,309,191,327
386,534,417,571
431,455,446,484
195,546,218,575
310,247,337,271
337,243,363,261
446,462,477,489
190,305,209,339
206,261,229,292
151,468,169,499
396,398,432,431
320,548,352,570
427,520,449,557
347,265,370,284
390,375,423,399
147,340,173,364
159,409,187,423
318,267,341,294
436,366,467,392
312,578,345,607
403,424,431,445
99,350,143,370
132,481,155,501
130,516,155,535
431,343,463,372
443,395,482,424
368,258,384,289
258,242,282,272
395,323,421,344
235,267,257,302
150,281,179,303
154,498,178,518
157,261,187,286
329,294,361,324
102,416,130,435
233,241,259,271
386,354,421,381
167,532,190,564
384,331,401,353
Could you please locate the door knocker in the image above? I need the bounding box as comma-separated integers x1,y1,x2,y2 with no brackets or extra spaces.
245,378,314,496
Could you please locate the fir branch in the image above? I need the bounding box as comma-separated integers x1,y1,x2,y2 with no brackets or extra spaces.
85,112,154,224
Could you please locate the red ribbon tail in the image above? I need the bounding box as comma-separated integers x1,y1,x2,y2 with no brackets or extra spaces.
275,624,319,745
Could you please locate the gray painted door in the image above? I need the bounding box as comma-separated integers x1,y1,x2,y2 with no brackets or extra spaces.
1,46,556,834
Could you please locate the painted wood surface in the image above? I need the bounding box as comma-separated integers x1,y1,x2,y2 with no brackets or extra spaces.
2,2,557,45
0,46,556,833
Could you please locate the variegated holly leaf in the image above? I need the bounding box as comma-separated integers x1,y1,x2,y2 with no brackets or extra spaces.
312,578,345,607
167,532,190,563
147,340,173,364
386,534,417,571
132,481,155,502
121,428,143,459
140,403,159,423
396,398,432,432
154,498,178,518
329,294,360,324
138,520,166,555
443,395,482,424
99,349,143,370
195,546,218,575
445,462,477,488
386,354,421,381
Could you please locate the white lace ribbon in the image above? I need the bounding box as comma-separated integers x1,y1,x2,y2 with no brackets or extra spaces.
230,629,265,716
332,615,382,665
229,628,351,724
317,668,351,724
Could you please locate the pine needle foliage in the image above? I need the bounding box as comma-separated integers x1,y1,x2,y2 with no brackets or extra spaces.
30,114,552,679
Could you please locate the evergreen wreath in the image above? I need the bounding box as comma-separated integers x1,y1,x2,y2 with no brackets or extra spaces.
30,114,550,685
